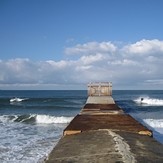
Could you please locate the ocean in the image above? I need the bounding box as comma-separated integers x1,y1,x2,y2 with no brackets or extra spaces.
0,90,163,163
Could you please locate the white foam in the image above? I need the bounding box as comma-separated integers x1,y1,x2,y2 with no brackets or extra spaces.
0,115,64,163
36,115,73,124
10,97,27,102
143,119,163,128
134,97,163,106
0,115,8,123
0,114,73,125
143,118,163,143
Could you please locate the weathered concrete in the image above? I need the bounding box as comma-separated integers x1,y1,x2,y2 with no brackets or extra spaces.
44,130,126,163
86,96,115,104
43,95,163,163
63,114,152,136
115,131,163,163
80,103,124,114
44,130,163,163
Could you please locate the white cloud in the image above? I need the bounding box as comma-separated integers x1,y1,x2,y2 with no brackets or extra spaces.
1,39,163,90
64,41,117,55
122,59,139,66
79,53,105,65
110,59,139,66
122,39,163,56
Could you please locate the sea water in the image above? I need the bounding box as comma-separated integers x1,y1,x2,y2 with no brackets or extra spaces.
0,90,163,162
113,90,163,144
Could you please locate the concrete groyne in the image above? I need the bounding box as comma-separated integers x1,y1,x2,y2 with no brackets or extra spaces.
44,82,163,163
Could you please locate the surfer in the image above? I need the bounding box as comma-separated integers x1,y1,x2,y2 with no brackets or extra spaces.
141,98,144,102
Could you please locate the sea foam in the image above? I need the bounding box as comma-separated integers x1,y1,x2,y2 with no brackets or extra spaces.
143,119,163,128
36,115,73,124
0,114,73,125
143,118,163,143
134,97,163,106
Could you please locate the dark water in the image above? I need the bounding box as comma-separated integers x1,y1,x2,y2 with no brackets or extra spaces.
0,90,163,162
113,90,163,144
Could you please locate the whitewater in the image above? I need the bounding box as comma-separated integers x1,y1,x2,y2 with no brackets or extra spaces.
0,90,163,162
0,114,73,162
134,96,163,106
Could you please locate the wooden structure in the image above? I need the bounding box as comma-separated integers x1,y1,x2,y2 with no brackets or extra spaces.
88,82,112,96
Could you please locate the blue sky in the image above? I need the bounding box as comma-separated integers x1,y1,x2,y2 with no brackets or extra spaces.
0,0,163,90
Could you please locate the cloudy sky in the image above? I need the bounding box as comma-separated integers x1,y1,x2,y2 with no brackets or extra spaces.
0,0,163,90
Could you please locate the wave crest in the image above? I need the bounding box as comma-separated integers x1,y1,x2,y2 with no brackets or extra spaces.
36,115,73,124
143,119,163,128
134,97,163,106
0,114,73,124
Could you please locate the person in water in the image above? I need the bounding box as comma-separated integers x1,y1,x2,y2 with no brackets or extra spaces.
141,98,144,101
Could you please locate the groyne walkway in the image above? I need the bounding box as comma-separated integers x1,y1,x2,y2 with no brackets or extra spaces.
44,82,163,163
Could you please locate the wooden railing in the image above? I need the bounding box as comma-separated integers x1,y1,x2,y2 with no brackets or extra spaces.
88,82,112,96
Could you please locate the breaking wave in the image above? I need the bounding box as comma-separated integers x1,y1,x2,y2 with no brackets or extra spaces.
143,118,163,143
36,115,73,124
0,114,73,124
143,119,163,128
10,97,27,102
134,97,163,106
